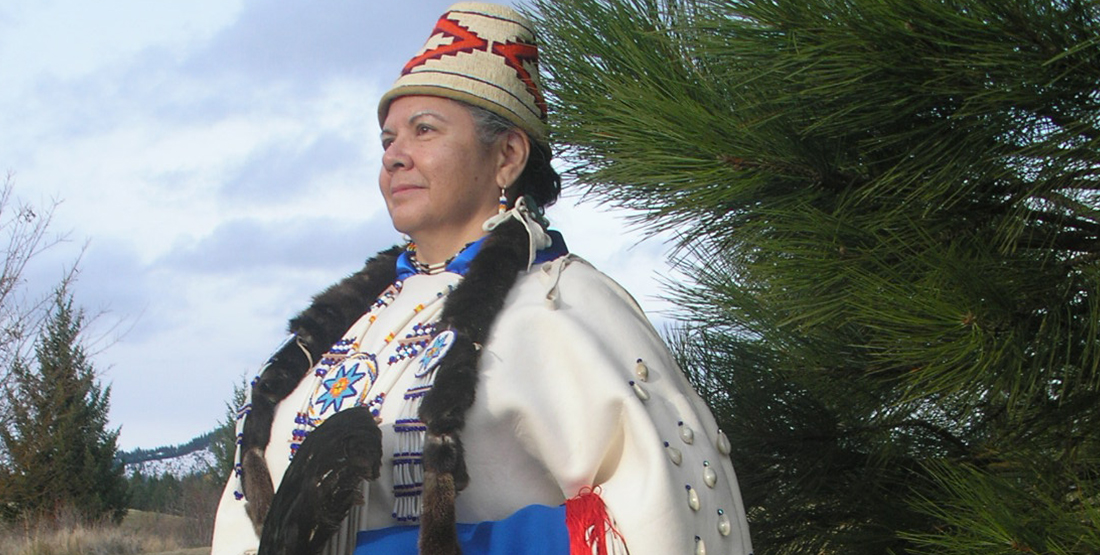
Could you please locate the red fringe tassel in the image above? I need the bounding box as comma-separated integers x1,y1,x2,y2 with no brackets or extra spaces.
565,486,622,555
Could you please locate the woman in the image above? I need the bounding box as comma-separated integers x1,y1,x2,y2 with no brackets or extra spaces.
211,3,752,554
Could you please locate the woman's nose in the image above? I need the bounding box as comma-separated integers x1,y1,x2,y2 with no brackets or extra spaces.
382,139,410,172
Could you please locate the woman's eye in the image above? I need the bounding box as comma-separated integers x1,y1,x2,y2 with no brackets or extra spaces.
381,138,393,150
416,124,433,135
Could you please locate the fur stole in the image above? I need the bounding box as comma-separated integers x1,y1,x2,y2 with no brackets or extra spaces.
244,218,530,555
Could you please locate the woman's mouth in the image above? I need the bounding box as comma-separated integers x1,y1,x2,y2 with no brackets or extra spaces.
390,184,424,196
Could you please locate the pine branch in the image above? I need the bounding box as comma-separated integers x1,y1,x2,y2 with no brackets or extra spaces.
875,418,974,456
531,0,1100,551
717,154,824,182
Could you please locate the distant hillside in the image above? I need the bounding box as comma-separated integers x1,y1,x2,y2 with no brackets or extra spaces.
120,430,219,478
118,431,214,465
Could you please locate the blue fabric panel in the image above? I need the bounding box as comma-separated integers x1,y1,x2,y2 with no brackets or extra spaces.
353,504,568,555
534,230,569,264
394,250,418,281
396,236,486,280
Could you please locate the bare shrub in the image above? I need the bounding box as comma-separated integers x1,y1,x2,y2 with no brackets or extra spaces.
174,474,221,547
126,470,222,548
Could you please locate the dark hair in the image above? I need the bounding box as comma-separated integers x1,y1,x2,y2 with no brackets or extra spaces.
464,103,561,209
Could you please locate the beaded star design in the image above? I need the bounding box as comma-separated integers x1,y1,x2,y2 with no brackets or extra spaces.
314,361,367,414
415,330,454,376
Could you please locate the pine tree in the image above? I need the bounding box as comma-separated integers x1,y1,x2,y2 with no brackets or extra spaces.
0,288,128,523
529,0,1099,552
0,175,71,422
210,374,249,480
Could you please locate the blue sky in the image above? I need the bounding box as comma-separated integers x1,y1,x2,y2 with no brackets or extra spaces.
0,0,678,450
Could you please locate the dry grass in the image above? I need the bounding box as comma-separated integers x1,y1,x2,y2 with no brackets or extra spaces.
0,510,211,555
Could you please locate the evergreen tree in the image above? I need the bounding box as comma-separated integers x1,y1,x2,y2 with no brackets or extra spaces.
126,472,183,514
0,289,128,523
210,374,249,479
0,175,71,424
529,0,1099,553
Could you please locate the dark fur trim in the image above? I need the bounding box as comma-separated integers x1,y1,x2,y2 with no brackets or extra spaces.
240,247,401,529
241,449,272,536
418,470,460,555
258,406,383,555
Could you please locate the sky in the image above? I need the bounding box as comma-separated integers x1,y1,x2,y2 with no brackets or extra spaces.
0,0,679,451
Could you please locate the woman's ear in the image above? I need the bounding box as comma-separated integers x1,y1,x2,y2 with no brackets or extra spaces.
495,129,530,191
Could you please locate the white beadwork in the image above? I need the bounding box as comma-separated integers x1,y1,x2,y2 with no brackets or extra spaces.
631,381,650,401
665,442,683,466
634,358,649,382
703,460,717,488
716,429,731,455
695,536,707,555
679,421,694,444
686,485,700,511
717,509,732,536
392,344,446,523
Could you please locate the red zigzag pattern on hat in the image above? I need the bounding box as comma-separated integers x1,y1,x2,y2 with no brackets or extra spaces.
492,40,548,118
402,17,488,75
402,15,547,118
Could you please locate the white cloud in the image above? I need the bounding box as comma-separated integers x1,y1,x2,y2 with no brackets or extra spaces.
0,1,244,85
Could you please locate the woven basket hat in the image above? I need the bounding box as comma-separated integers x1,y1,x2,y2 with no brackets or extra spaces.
377,2,549,153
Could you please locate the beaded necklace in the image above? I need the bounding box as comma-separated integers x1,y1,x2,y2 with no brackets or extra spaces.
406,241,474,276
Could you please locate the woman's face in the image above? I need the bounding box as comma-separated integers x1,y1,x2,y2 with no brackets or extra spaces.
379,95,503,253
